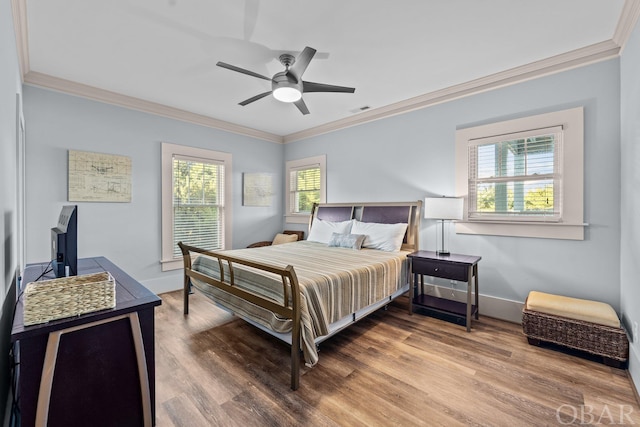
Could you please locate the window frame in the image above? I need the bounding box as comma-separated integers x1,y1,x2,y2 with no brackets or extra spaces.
285,155,326,224
161,142,233,271
455,107,584,240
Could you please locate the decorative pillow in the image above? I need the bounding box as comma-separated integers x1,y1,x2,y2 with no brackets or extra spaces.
307,219,353,244
328,233,366,250
272,233,299,245
350,220,408,252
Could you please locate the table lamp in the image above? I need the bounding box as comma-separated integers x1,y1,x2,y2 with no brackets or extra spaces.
424,197,463,256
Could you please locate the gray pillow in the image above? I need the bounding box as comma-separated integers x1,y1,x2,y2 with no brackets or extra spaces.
328,233,366,250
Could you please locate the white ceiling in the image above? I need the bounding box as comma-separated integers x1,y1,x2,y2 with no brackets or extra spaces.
19,0,630,141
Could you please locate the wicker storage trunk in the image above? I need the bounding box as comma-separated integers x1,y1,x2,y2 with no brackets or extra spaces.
522,308,629,366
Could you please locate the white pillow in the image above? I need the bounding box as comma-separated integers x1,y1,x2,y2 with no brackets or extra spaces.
307,219,353,244
351,220,408,252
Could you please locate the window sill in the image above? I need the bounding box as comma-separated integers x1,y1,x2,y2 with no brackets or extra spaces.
465,219,586,225
455,221,585,240
285,214,311,225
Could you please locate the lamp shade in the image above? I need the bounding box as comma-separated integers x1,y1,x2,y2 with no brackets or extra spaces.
424,197,463,220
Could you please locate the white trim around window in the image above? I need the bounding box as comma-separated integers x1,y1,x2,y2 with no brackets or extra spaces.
285,155,326,224
161,142,233,271
455,107,584,240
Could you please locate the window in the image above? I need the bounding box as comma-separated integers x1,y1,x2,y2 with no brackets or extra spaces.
290,165,321,213
285,155,326,223
172,157,225,256
468,126,562,221
455,107,584,240
161,143,232,271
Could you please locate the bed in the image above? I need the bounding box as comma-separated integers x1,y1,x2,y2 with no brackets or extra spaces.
178,201,422,390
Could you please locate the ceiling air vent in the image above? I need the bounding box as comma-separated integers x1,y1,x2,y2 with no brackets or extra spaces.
350,106,371,113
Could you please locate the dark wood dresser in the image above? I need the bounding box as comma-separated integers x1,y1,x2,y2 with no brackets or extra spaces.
11,257,162,426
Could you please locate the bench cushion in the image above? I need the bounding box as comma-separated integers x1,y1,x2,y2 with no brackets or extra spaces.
525,291,620,328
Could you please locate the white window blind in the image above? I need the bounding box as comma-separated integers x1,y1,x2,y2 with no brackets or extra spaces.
289,164,321,214
468,126,563,221
172,155,225,257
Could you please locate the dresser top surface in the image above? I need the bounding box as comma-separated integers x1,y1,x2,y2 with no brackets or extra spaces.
11,257,161,341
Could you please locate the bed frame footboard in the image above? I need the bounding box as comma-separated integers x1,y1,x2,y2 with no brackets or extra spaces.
178,242,303,390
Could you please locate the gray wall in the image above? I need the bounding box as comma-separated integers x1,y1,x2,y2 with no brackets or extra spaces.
285,58,622,312
23,86,284,294
620,16,640,393
0,0,22,423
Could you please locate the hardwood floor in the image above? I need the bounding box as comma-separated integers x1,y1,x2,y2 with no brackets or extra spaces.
155,290,640,426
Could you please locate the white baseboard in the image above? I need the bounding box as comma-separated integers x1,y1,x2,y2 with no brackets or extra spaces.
142,274,526,323
421,283,524,324
629,343,640,403
140,272,183,296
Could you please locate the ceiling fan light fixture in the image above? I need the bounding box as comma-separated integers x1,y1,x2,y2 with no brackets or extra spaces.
218,46,355,114
273,86,302,103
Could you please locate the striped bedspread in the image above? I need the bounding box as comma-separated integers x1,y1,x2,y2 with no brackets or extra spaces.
190,240,409,366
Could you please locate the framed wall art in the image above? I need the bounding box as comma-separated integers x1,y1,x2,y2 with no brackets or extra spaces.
243,173,273,206
68,150,132,202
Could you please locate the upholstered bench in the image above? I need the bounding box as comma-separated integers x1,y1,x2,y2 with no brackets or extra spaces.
522,291,629,367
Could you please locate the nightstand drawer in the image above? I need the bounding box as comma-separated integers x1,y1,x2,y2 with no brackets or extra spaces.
411,258,468,281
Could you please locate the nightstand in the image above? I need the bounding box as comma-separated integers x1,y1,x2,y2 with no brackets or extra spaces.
407,251,481,332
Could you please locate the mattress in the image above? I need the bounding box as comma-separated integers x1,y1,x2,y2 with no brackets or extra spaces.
191,240,409,366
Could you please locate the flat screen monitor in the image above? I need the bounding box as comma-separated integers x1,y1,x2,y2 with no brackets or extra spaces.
51,205,78,278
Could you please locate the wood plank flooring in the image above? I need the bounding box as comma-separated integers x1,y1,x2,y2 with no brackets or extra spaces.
155,290,640,426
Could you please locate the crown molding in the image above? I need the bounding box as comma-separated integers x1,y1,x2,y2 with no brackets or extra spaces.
23,71,283,144
283,40,620,143
613,0,640,53
12,2,631,145
10,0,29,81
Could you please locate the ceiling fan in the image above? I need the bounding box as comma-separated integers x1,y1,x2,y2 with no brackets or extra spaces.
216,46,355,115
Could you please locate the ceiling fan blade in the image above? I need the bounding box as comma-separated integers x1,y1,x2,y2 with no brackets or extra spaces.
294,98,310,115
243,0,259,41
239,91,272,106
303,81,356,93
216,62,271,81
288,47,316,80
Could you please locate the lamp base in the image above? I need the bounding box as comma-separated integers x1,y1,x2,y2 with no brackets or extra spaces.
436,250,451,256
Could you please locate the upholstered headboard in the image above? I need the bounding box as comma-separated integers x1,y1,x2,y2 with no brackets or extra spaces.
309,201,422,251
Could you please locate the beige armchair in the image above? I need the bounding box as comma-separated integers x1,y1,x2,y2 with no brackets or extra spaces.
247,230,305,248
